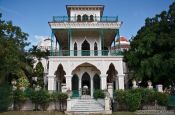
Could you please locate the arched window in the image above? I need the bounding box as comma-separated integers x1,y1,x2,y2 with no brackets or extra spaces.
106,63,118,90
94,42,98,56
77,15,81,22
74,42,77,56
82,14,88,22
81,40,90,56
90,15,94,22
55,64,66,91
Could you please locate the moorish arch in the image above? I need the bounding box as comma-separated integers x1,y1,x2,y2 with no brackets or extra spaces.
82,72,91,95
81,40,90,56
71,62,101,96
106,63,118,90
55,64,66,91
93,74,100,90
72,74,79,97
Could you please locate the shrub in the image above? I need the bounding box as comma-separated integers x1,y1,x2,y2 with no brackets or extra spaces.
130,88,156,105
13,89,27,110
93,90,105,99
37,90,50,110
26,89,50,111
0,84,12,112
155,92,169,106
125,92,141,111
114,90,141,111
114,88,170,111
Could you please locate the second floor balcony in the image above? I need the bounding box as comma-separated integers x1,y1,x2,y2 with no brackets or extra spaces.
52,16,119,22
50,50,122,57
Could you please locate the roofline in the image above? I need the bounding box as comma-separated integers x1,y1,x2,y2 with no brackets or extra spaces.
66,5,105,16
66,5,105,8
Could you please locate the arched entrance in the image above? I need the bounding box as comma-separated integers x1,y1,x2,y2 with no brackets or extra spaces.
82,72,91,95
55,64,66,92
81,40,90,56
93,74,100,90
106,63,118,90
72,74,79,97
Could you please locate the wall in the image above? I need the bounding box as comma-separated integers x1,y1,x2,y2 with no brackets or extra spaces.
71,34,101,52
70,10,101,21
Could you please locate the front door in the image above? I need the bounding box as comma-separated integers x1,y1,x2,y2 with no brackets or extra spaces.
81,72,91,95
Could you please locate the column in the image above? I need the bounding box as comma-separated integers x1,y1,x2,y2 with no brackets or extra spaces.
50,31,54,56
48,75,56,91
79,77,82,96
115,77,119,90
69,29,73,56
91,77,93,98
65,75,72,90
101,74,107,90
118,74,125,90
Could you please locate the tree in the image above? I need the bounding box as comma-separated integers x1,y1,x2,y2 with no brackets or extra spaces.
0,14,32,111
34,62,44,88
0,13,31,84
125,2,175,87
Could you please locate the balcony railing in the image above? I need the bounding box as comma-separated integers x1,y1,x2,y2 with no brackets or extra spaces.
52,16,118,22
50,50,122,56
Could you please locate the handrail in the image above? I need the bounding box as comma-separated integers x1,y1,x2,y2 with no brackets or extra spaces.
52,16,118,22
49,50,123,56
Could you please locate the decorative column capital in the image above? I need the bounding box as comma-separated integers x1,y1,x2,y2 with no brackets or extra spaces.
65,75,73,78
101,74,108,78
117,74,125,78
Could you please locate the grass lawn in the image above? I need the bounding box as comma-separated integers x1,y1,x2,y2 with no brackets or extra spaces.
0,111,148,115
0,111,65,115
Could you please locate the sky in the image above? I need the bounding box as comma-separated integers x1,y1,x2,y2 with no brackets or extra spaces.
0,0,174,49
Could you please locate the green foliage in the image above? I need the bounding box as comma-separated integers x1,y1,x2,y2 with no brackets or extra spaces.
0,83,12,112
129,88,156,105
26,89,50,111
114,90,141,111
93,90,105,99
124,2,175,87
34,62,44,87
16,69,30,88
29,45,49,61
34,62,44,88
51,92,68,111
114,88,170,111
0,14,32,86
125,92,141,111
13,89,27,110
155,92,169,106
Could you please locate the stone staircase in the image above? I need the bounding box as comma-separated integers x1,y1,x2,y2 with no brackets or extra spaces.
67,98,104,114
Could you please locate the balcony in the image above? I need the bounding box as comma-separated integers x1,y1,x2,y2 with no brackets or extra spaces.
50,50,122,56
52,16,118,22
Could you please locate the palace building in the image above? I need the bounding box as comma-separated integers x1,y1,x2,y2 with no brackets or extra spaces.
47,5,127,113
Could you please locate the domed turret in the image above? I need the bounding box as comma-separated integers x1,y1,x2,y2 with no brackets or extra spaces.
115,36,130,51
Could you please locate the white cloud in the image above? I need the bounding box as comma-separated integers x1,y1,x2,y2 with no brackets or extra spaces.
34,35,50,42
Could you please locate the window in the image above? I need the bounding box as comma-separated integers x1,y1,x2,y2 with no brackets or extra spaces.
82,14,88,22
94,42,98,56
77,15,81,22
90,15,94,22
74,42,77,56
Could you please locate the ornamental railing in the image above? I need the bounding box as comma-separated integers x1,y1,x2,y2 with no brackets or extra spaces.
52,16,118,22
50,50,122,56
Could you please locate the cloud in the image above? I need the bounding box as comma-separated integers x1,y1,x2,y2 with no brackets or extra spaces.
34,35,50,42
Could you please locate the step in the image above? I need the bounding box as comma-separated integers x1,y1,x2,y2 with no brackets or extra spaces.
70,99,104,112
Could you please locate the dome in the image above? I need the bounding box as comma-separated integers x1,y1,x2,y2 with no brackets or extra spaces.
116,36,128,42
37,38,54,51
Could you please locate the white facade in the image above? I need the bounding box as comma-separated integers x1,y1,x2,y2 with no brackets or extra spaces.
47,5,125,99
